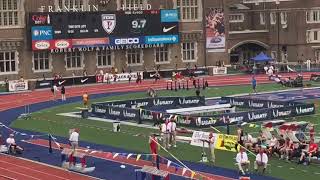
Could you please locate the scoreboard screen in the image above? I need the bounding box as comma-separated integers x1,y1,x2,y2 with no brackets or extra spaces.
29,9,179,51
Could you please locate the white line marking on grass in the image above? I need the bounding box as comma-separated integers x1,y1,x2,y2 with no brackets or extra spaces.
205,87,320,100
290,167,295,170
57,112,159,130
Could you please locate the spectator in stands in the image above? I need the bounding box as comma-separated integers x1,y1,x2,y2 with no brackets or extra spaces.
236,147,250,175
274,134,285,158
236,125,244,151
254,148,268,174
61,85,66,101
309,124,315,142
280,137,293,160
290,142,306,162
244,133,254,150
82,92,89,108
299,139,319,164
268,134,278,156
69,129,79,151
253,132,267,153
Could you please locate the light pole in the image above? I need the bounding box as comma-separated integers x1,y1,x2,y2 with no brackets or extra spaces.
276,0,280,63
300,54,304,97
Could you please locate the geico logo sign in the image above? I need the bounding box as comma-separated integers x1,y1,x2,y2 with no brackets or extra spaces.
55,40,70,48
115,38,139,45
35,41,50,50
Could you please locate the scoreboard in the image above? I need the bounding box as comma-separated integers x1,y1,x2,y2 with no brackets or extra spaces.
29,9,179,51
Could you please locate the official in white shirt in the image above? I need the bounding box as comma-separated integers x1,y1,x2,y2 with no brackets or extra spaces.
6,134,23,154
236,147,250,175
170,119,177,148
69,129,79,150
6,134,15,145
161,119,171,149
208,132,215,163
254,148,268,173
53,84,59,96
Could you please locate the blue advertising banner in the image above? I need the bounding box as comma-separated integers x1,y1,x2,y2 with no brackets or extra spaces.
145,35,179,44
161,9,179,22
110,37,144,46
31,26,53,40
221,97,297,109
91,96,315,128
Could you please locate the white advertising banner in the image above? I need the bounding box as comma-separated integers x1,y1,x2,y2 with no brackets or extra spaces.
8,80,28,92
103,72,143,82
190,131,217,148
212,66,227,75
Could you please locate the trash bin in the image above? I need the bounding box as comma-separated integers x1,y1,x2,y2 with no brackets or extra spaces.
113,122,120,132
81,109,89,119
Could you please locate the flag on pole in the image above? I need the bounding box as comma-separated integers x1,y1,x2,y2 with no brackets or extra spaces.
191,171,196,179
167,160,171,168
113,153,119,159
136,154,141,161
182,168,187,176
127,153,133,159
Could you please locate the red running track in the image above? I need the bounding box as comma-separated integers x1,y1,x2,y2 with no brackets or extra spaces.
26,139,236,180
0,72,314,111
0,155,96,180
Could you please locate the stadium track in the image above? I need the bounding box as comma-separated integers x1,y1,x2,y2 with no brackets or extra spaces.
0,72,314,111
0,72,313,179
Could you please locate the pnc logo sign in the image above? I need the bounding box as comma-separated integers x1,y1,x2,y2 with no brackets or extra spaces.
31,26,53,40
114,38,140,45
33,30,52,36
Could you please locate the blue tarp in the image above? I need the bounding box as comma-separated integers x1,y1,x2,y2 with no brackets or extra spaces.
251,52,273,62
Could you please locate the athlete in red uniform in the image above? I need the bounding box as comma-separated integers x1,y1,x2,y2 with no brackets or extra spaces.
149,134,158,167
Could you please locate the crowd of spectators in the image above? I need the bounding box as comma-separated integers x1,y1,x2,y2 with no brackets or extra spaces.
235,124,319,176
242,130,319,166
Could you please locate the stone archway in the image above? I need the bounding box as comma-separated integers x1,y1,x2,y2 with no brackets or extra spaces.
229,40,269,65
